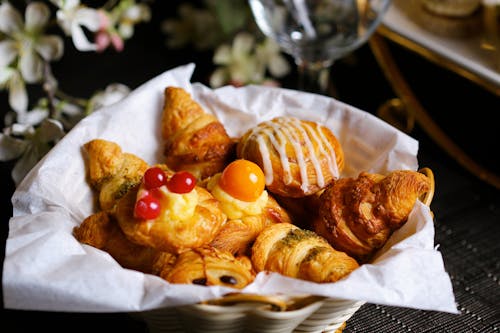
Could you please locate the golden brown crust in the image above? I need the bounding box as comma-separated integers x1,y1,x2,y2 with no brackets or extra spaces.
161,87,236,180
83,139,149,211
210,195,292,256
153,246,255,289
73,211,160,273
115,184,226,254
236,116,344,198
251,223,359,283
313,170,431,262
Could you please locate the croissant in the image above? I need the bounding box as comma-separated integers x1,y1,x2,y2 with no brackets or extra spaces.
313,170,432,262
83,139,149,211
210,194,292,256
161,86,236,180
73,211,160,273
152,246,255,289
236,116,344,198
115,182,226,254
252,223,359,283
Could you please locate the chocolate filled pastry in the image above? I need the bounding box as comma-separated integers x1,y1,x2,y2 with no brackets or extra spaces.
313,170,432,262
237,116,344,198
73,211,160,273
152,246,255,289
252,223,359,283
83,139,149,211
161,86,236,180
115,171,226,254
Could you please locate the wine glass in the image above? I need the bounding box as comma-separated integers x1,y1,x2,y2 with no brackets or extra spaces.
248,0,392,94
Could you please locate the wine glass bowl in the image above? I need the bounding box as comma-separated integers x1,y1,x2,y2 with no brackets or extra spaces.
249,0,392,93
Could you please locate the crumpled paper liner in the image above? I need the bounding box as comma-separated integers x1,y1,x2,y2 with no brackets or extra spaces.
3,64,458,314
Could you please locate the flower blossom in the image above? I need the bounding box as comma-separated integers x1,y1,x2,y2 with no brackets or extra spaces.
51,0,101,51
0,1,64,111
210,33,290,88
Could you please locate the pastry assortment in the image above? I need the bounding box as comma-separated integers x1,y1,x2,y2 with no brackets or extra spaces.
74,86,433,291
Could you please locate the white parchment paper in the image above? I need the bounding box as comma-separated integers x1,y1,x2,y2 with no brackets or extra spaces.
3,64,458,314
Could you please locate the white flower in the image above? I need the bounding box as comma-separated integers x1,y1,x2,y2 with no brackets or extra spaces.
0,118,65,185
256,38,290,78
51,0,100,51
210,32,277,88
0,66,27,112
0,2,64,84
116,2,151,39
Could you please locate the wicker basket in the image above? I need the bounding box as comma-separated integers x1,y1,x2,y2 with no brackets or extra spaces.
135,168,435,333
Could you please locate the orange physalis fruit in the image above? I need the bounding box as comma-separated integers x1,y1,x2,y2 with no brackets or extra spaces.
218,159,266,202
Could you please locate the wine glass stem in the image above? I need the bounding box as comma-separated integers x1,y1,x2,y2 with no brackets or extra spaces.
297,60,332,95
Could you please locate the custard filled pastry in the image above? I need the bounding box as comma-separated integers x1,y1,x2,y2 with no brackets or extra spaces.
237,116,344,198
161,86,236,180
152,246,255,289
83,139,149,211
205,159,292,256
73,211,160,273
252,223,359,283
313,170,432,262
115,167,226,253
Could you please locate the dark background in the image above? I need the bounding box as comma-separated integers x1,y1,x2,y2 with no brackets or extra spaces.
1,1,499,332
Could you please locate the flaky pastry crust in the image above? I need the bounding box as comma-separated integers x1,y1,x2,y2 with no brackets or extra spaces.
115,184,226,254
161,87,235,180
313,170,432,262
252,223,359,283
237,116,344,198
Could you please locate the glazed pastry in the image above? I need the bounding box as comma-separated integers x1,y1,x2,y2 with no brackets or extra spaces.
205,159,292,255
237,116,344,198
252,223,359,283
115,169,226,253
161,86,236,180
313,170,432,262
73,211,160,273
83,139,149,211
153,246,255,289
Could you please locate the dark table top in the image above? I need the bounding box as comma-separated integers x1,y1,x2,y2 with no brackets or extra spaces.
1,1,499,332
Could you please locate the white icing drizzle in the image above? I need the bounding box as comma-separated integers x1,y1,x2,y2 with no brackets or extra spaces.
241,116,340,192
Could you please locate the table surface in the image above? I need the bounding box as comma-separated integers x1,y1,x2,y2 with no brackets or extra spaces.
1,2,499,332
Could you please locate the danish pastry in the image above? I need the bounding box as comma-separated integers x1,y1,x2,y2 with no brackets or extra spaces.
313,170,432,262
153,246,255,289
161,86,236,180
237,116,344,198
83,139,149,211
115,177,226,254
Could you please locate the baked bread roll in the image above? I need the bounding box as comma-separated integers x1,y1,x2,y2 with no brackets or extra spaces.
313,170,432,262
252,223,359,283
115,182,226,254
161,86,236,180
73,211,160,273
237,116,344,198
152,246,255,289
84,139,149,211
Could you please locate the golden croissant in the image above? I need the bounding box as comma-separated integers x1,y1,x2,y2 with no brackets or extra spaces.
313,170,432,262
161,86,236,180
83,139,149,211
252,223,359,283
237,116,344,198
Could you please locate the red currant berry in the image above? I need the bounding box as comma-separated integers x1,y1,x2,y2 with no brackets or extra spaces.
167,171,196,194
134,193,161,220
143,167,167,189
